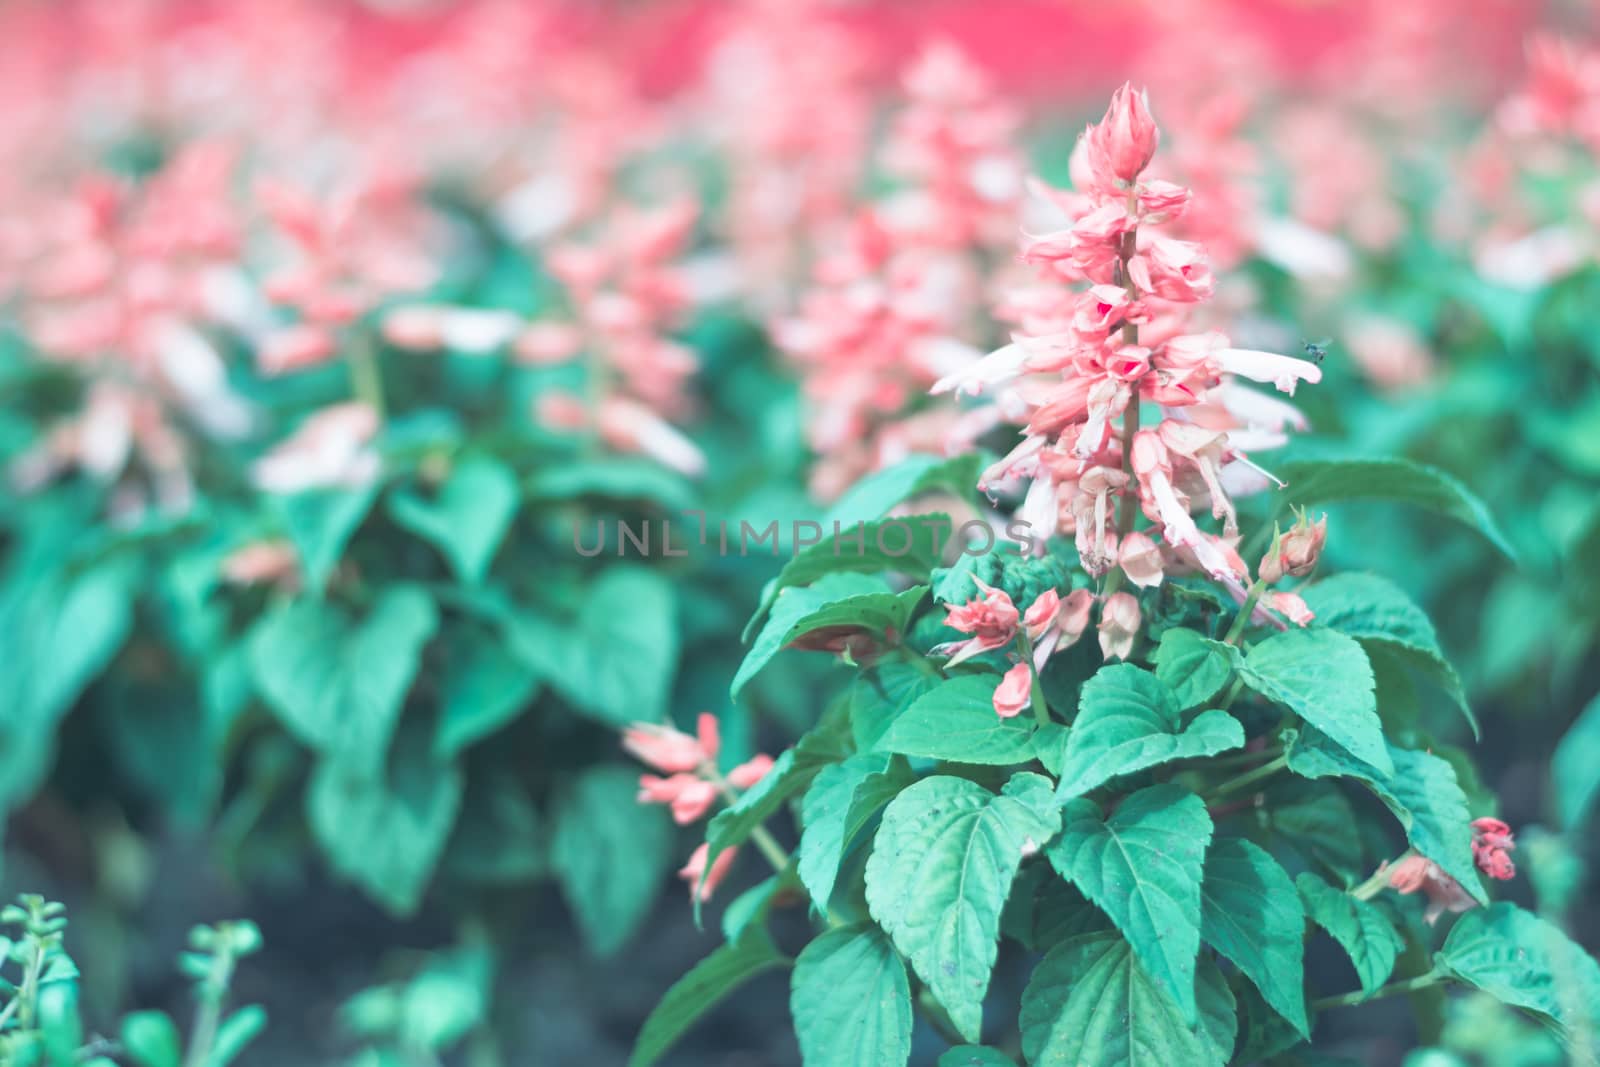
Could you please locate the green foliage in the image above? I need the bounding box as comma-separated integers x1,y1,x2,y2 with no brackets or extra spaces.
1198,838,1309,1036
1240,627,1388,773
1047,785,1212,1021
551,766,673,956
1296,873,1403,996
629,929,788,1067
877,674,1039,765
865,774,1060,1041
1055,664,1243,798
790,926,912,1067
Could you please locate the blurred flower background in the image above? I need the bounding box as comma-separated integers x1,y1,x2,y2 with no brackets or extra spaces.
0,0,1598,1063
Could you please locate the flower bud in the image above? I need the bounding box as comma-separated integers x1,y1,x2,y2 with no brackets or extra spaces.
992,661,1033,719
1090,83,1159,185
1259,511,1327,583
1097,591,1141,661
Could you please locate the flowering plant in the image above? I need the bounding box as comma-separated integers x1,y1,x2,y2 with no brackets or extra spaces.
628,88,1600,1067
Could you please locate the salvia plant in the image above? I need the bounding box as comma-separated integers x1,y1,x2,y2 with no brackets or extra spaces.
0,897,262,1067
623,88,1600,1067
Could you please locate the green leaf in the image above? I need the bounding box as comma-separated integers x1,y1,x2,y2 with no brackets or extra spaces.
1239,628,1387,775
208,1004,267,1067
938,1048,1017,1067
306,735,463,916
848,662,941,751
1553,691,1600,829
1056,665,1243,798
756,512,952,620
865,773,1061,1041
822,453,981,530
1300,573,1476,738
1152,630,1238,710
1274,457,1515,560
697,727,851,911
528,455,696,512
722,875,785,942
120,1011,181,1067
0,557,137,811
877,674,1037,765
1047,785,1211,1021
1295,873,1402,996
797,754,914,912
790,925,912,1067
1019,933,1235,1067
1198,838,1309,1036
552,766,673,957
628,929,788,1067
1436,903,1600,1057
1286,730,1485,903
433,630,539,760
248,586,438,775
388,455,519,584
273,482,380,592
732,575,926,700
508,567,678,725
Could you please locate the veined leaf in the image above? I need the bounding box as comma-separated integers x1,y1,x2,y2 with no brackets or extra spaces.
388,455,520,585
755,512,952,619
1056,664,1243,798
865,773,1060,1041
1286,730,1485,903
1047,785,1212,1021
1239,628,1387,775
1552,691,1600,829
1296,872,1402,996
1019,933,1235,1067
878,674,1038,765
1152,630,1239,711
1198,838,1309,1037
797,753,914,912
790,925,912,1067
273,482,379,593
1274,457,1515,560
1436,903,1600,1057
1300,572,1476,738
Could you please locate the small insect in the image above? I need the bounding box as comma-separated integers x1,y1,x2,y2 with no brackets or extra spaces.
1302,337,1333,364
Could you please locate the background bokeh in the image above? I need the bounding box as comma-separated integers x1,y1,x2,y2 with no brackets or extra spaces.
0,0,1597,1064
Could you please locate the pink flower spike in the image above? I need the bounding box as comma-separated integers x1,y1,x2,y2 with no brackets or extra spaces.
728,754,776,790
679,843,738,902
622,722,708,774
993,662,1033,719
695,713,722,764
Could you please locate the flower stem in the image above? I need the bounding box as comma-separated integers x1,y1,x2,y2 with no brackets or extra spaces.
347,328,387,422
1204,753,1288,801
1015,632,1051,727
1223,579,1267,645
1352,851,1411,901
1311,970,1443,1011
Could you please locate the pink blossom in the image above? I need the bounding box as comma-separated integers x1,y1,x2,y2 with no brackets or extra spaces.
1471,818,1517,881
679,843,738,903
1268,591,1315,627
937,578,1020,666
1086,83,1160,186
221,540,301,591
1118,531,1165,588
993,662,1033,719
638,773,719,825
622,713,720,775
1387,854,1478,925
251,402,379,495
1260,512,1327,583
728,755,777,790
1097,592,1141,661
1023,590,1061,640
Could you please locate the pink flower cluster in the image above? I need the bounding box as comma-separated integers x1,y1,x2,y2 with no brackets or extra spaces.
623,713,776,902
1386,817,1517,924
938,85,1323,637
775,42,1020,499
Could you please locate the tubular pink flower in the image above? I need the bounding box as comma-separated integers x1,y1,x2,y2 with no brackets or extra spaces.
992,662,1033,719
1387,854,1478,925
1097,592,1141,661
1213,348,1324,395
679,843,738,903
728,754,777,791
1471,818,1517,880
